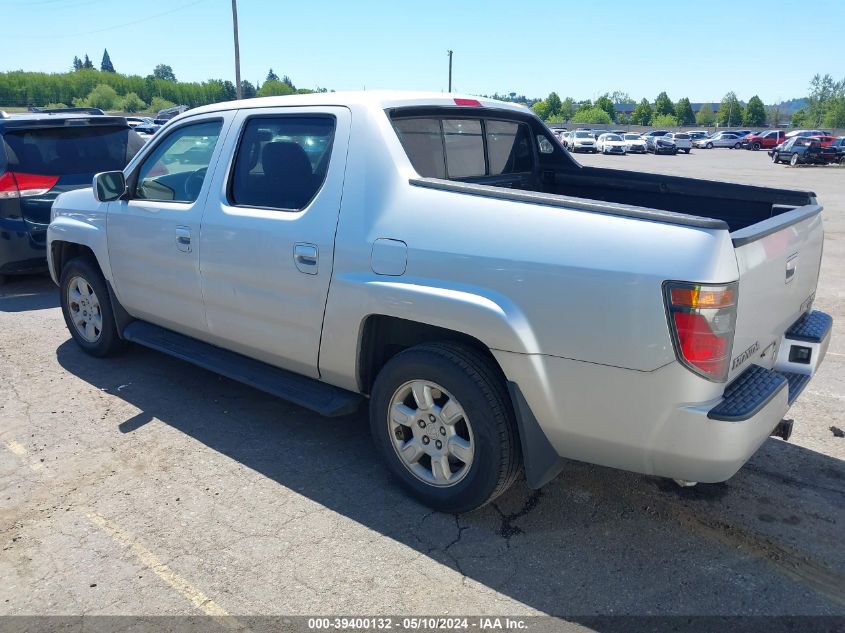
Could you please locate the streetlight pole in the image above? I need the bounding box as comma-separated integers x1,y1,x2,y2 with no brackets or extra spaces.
232,0,242,100
447,50,453,92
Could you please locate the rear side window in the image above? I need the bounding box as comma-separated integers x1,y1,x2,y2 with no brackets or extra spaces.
229,116,335,211
486,121,532,174
393,116,534,180
3,125,142,176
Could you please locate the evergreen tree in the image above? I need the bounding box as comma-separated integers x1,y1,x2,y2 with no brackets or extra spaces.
82,54,94,69
653,91,674,117
695,103,716,126
674,97,695,126
743,95,766,126
631,98,653,125
100,49,115,73
266,68,279,82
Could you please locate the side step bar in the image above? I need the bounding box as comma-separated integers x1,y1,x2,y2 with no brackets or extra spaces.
122,321,363,417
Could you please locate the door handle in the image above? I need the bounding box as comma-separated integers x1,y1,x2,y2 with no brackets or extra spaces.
175,226,192,252
294,243,318,274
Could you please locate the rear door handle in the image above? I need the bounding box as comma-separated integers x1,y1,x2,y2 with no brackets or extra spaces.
294,243,318,274
175,226,192,252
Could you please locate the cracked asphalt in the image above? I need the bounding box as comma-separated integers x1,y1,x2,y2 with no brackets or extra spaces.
0,150,843,625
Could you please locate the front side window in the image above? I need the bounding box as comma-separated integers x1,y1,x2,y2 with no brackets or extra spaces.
135,120,222,202
229,116,335,210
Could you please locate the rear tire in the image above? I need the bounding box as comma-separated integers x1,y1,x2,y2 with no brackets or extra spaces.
369,343,521,513
683,148,690,154
734,142,742,149
60,257,126,357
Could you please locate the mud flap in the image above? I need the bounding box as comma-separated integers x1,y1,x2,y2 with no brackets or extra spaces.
507,382,565,489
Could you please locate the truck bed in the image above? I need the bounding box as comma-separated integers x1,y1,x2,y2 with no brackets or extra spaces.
541,165,816,233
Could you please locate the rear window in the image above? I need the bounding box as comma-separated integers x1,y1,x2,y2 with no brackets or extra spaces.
393,117,534,180
674,133,690,139
3,125,142,176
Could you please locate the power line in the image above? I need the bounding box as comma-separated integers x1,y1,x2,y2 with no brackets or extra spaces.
15,0,211,39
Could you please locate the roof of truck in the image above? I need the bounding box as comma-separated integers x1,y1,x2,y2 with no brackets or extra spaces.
179,91,530,120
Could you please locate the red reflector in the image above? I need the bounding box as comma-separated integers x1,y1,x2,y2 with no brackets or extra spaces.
0,172,58,199
673,312,730,378
454,98,482,107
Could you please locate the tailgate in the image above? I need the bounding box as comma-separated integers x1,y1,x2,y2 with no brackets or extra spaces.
728,205,824,382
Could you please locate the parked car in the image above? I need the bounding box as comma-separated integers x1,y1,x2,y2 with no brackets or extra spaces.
769,136,838,166
125,117,154,128
0,112,144,283
687,130,709,140
664,132,692,154
645,134,676,154
695,132,742,149
785,129,827,139
827,136,845,164
623,133,647,153
742,130,785,151
48,92,831,512
596,133,627,155
570,130,597,153
642,130,671,139
809,135,835,147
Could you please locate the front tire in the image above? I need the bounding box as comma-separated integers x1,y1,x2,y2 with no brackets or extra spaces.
752,142,761,151
790,153,800,166
706,142,713,149
772,152,780,163
369,343,521,513
60,257,126,357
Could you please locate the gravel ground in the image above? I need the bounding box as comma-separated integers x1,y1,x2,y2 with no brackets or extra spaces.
0,148,843,628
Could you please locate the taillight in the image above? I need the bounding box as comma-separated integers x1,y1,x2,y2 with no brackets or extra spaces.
664,281,738,382
454,98,482,107
0,172,59,199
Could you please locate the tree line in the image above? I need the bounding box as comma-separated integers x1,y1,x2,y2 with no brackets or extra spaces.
528,74,845,129
0,55,328,114
530,90,767,128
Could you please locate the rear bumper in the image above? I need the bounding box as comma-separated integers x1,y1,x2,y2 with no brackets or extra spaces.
495,310,832,488
0,217,48,275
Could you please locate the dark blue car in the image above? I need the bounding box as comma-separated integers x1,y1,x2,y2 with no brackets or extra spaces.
0,112,143,283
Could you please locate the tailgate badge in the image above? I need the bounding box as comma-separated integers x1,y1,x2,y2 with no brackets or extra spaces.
785,253,798,283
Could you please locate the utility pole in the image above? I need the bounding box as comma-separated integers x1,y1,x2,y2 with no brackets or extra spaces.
447,50,453,92
232,0,242,100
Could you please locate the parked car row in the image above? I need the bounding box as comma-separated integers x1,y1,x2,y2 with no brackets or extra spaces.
555,129,692,156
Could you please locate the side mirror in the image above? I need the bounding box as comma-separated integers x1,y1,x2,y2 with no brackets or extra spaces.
93,171,126,202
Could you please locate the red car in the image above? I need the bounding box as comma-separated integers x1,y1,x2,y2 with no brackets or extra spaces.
810,135,835,147
742,129,785,150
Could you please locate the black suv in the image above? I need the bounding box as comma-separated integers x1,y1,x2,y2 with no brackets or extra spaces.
0,111,144,283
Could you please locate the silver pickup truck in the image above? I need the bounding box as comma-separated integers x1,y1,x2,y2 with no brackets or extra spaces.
47,92,832,512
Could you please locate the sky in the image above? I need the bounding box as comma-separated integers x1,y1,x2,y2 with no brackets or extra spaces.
2,0,844,104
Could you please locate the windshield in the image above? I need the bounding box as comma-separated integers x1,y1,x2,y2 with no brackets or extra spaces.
605,134,622,141
575,131,591,138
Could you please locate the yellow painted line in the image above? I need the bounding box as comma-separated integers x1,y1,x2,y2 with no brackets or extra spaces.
87,512,250,631
5,439,44,472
